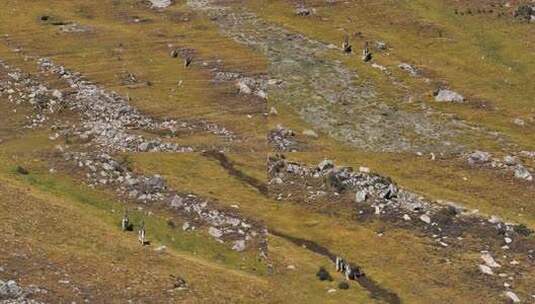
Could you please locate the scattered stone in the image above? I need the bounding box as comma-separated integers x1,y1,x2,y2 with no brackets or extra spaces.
403,214,411,221
232,240,246,252
237,79,252,94
434,89,464,103
479,264,494,275
503,155,517,166
513,165,532,181
58,23,92,33
302,129,318,138
513,5,534,22
154,245,167,252
287,265,296,270
355,190,367,203
318,160,334,171
208,226,223,239
419,214,431,224
171,275,188,290
359,166,370,173
295,7,312,16
505,291,521,303
481,253,501,268
513,118,525,127
268,125,300,152
398,63,419,76
149,0,173,9
269,107,278,116
375,41,387,51
0,280,23,298
467,151,491,165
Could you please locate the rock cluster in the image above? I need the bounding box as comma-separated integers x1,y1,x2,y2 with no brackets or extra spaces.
37,58,234,152
268,155,533,299
398,63,420,76
149,0,173,9
295,7,312,16
0,279,44,304
213,71,269,99
268,155,531,245
268,125,301,152
513,5,535,22
64,151,265,252
169,194,265,252
0,60,66,128
466,151,533,182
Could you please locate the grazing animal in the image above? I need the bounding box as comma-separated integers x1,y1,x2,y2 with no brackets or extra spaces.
121,210,130,231
138,221,146,245
184,56,193,68
362,42,372,62
342,35,352,53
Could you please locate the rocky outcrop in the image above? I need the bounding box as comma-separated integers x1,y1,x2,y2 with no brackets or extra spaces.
65,151,266,252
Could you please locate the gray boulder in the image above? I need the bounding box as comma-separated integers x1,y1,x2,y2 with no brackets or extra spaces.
514,165,533,181
232,240,246,252
355,190,367,203
208,227,223,238
0,280,23,298
435,89,464,103
467,151,491,165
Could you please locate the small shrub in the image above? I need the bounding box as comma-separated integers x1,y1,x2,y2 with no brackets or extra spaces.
514,224,533,237
16,166,29,175
316,267,332,281
338,282,350,290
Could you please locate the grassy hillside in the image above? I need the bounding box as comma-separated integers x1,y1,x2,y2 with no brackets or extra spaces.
0,0,534,303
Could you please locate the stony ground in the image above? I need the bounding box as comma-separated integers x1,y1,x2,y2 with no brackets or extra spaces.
0,0,534,303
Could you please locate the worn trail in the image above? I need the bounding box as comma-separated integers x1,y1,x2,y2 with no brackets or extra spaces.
202,150,268,195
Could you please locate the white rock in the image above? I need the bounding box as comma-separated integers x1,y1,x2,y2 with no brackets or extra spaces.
154,245,167,252
52,89,62,99
149,0,172,8
182,222,190,231
232,240,246,252
327,288,337,293
359,166,370,173
403,214,411,221
355,190,367,203
514,165,532,181
489,215,501,224
505,237,512,244
478,264,494,275
208,227,223,238
302,129,318,138
505,291,521,303
419,214,431,224
237,81,252,94
481,253,501,268
435,89,464,103
269,107,278,115
513,118,525,127
287,265,296,270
